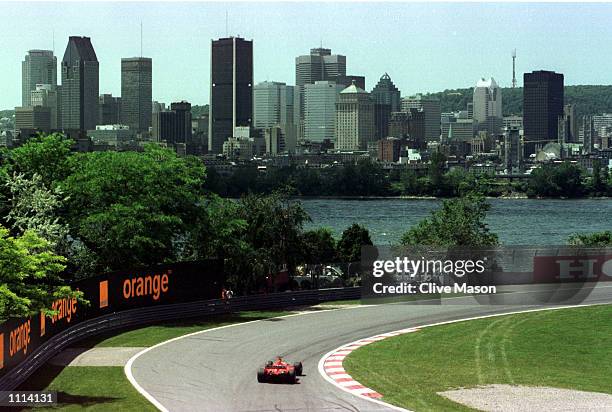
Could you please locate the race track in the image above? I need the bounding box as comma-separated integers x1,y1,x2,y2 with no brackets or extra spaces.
129,283,612,412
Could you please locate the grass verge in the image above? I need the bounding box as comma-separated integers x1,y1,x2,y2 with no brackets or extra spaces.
343,304,612,412
18,310,293,411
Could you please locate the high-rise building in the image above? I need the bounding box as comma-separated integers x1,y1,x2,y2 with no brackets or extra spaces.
388,109,426,145
253,81,295,153
295,48,346,139
523,70,564,155
401,94,441,142
503,126,523,173
98,94,122,125
264,126,285,155
304,81,344,142
208,37,253,154
152,101,192,145
60,36,99,131
371,73,401,139
22,50,57,107
30,84,59,129
335,82,375,151
472,77,502,137
121,57,152,133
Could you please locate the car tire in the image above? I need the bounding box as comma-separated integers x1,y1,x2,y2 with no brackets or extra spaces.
266,360,273,367
257,368,266,383
287,370,296,384
293,362,303,376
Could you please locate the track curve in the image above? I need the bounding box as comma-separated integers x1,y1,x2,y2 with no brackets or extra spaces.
128,283,612,412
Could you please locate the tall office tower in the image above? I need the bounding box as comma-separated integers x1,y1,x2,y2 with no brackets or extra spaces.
388,109,426,144
208,37,253,154
295,47,346,139
30,84,59,129
472,77,503,137
304,81,344,142
401,94,441,142
581,115,595,154
121,57,152,133
253,81,295,153
503,126,523,173
61,36,99,131
22,50,57,107
152,101,192,144
523,70,564,155
371,73,401,139
98,94,122,125
335,82,375,150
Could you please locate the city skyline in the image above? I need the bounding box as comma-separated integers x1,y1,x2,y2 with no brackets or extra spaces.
3,2,612,109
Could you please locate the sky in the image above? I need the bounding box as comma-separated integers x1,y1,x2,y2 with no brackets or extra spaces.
2,2,612,109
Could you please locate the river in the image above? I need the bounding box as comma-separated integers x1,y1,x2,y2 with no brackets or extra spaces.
301,198,612,245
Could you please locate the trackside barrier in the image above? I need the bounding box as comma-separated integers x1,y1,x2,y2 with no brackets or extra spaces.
0,286,360,391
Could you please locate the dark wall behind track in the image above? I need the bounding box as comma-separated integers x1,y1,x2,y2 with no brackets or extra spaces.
0,260,224,378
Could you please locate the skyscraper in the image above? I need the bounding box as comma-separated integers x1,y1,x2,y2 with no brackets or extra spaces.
523,70,564,155
295,48,346,140
152,101,192,145
22,50,57,107
208,37,253,154
253,81,295,153
121,57,152,133
304,81,344,142
335,82,375,151
98,94,122,125
402,94,441,142
60,36,99,131
472,77,502,137
371,73,401,139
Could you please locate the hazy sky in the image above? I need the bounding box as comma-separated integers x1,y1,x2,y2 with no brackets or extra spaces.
2,2,612,109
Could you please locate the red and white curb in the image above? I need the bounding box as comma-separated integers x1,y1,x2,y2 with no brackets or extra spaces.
318,328,420,411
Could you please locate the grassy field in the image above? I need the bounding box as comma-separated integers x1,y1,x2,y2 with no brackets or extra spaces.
344,304,612,412
19,310,293,411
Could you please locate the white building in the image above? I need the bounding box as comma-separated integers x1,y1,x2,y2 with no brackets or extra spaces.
304,81,344,142
473,77,503,136
335,82,375,150
253,81,296,152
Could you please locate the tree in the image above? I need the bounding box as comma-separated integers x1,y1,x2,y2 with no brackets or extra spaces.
401,195,498,247
0,226,83,320
60,144,207,273
336,224,373,263
567,231,612,247
5,133,74,187
4,172,68,246
527,162,585,198
301,228,337,264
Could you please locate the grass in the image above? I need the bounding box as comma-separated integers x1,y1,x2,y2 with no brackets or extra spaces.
344,304,612,412
77,310,293,347
18,310,293,411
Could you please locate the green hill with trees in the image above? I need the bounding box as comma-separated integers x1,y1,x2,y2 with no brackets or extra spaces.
425,85,612,118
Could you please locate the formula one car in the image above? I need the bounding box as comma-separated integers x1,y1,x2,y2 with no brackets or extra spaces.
257,357,303,383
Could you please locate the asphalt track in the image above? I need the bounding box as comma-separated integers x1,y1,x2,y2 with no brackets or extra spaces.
129,283,612,412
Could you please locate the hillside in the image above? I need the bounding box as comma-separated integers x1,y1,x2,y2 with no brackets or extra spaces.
425,85,612,119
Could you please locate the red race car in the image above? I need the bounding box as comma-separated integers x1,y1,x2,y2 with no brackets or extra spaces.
257,357,303,384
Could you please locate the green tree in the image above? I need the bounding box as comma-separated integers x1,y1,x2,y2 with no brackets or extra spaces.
5,133,74,187
336,223,373,263
60,144,207,272
567,231,612,247
527,162,585,198
0,226,82,320
401,195,498,247
301,228,337,264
